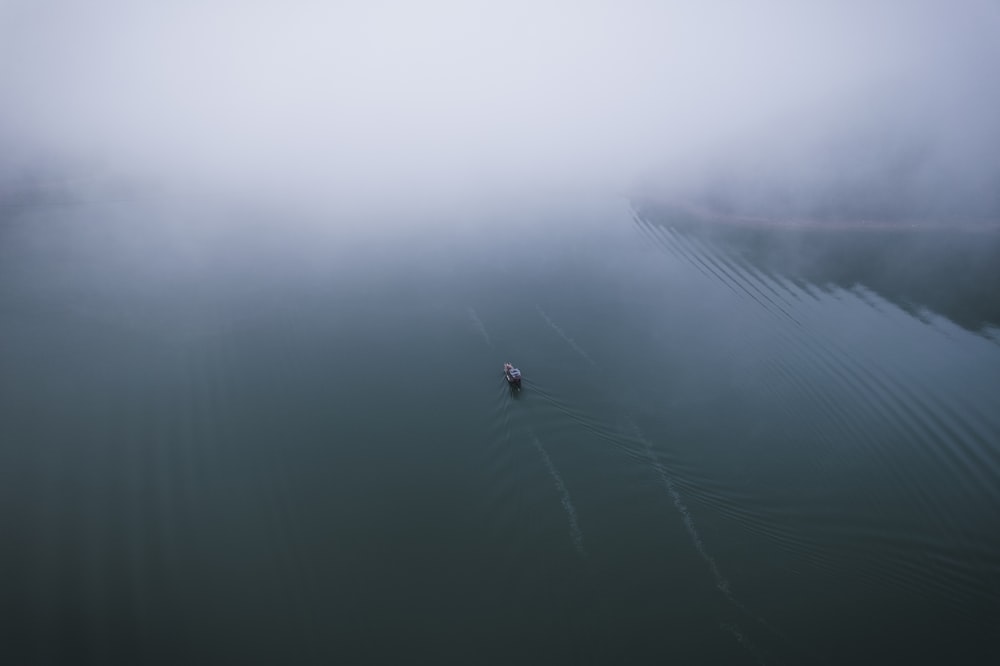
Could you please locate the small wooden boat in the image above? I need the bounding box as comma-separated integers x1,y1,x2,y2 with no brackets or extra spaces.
504,362,522,389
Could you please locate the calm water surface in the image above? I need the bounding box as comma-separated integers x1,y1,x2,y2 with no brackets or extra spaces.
2,196,999,664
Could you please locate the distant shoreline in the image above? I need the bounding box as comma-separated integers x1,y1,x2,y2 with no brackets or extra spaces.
631,195,1000,232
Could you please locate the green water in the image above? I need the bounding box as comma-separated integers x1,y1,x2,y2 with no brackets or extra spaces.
2,195,998,664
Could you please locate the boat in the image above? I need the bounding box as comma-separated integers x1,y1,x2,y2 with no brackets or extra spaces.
504,362,522,389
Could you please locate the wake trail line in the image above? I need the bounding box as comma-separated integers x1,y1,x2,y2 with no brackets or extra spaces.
532,435,588,559
625,416,791,650
536,305,596,365
624,418,733,597
721,622,769,666
467,308,493,348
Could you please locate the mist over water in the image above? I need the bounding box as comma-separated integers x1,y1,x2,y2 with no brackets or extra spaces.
3,1,1000,664
3,0,1000,216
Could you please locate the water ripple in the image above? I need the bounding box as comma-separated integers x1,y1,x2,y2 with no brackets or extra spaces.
531,435,588,559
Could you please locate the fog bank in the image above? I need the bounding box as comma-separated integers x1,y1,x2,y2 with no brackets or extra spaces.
2,0,998,216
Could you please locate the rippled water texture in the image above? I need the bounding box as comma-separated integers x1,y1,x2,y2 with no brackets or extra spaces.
2,197,998,664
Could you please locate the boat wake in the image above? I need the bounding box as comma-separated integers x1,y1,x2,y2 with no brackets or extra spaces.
536,305,596,365
467,307,493,349
626,418,732,597
721,622,767,666
532,435,588,559
624,416,791,660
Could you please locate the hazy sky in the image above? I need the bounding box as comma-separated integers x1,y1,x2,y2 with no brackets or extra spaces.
2,0,998,209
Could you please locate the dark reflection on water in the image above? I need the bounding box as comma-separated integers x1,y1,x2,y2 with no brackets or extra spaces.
1,196,999,664
632,200,1000,336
